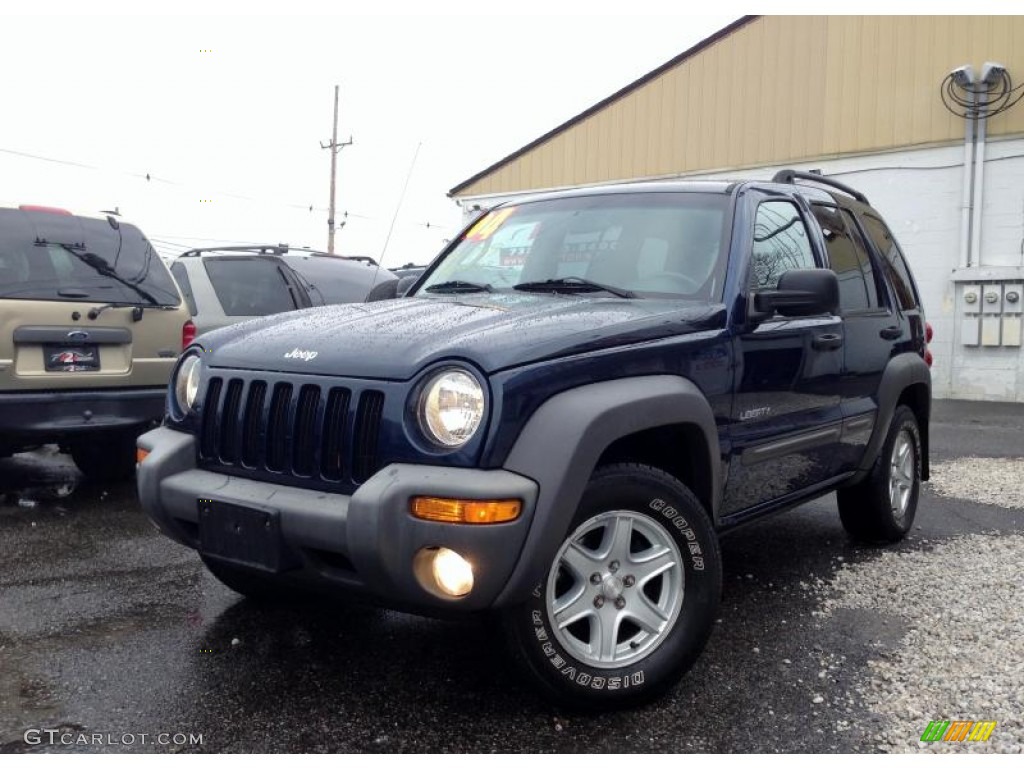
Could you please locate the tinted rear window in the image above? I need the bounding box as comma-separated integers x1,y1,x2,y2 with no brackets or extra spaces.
859,212,920,311
203,257,299,316
0,209,180,305
812,205,880,312
285,257,378,304
170,261,198,316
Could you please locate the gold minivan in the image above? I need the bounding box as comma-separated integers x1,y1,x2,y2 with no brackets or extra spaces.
0,204,191,480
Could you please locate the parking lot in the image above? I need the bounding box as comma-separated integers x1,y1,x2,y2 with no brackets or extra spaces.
0,399,1020,754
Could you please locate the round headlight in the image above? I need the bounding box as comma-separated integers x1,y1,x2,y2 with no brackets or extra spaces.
419,369,485,447
174,354,203,414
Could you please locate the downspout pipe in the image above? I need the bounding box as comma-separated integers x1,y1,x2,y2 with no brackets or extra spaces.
959,92,977,269
970,99,988,268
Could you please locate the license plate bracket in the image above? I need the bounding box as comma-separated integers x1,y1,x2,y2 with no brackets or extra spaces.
43,343,100,372
198,500,294,572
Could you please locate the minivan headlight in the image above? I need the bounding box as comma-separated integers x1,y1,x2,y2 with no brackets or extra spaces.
174,354,203,414
418,369,485,447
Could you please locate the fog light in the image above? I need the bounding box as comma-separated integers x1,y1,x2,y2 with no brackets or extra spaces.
431,547,474,597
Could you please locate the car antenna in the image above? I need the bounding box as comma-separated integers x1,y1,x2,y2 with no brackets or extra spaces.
373,141,422,288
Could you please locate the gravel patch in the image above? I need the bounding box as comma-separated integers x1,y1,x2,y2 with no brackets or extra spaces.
818,534,1024,753
929,458,1024,509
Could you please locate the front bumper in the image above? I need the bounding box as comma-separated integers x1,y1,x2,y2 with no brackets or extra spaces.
0,387,166,438
137,427,539,613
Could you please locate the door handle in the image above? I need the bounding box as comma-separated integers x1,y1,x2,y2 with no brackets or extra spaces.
812,333,843,351
879,326,903,340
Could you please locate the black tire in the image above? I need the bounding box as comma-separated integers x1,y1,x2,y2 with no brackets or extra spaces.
500,463,722,710
70,431,138,482
837,404,922,543
200,555,291,602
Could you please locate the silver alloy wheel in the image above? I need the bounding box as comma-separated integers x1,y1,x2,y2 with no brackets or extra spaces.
545,510,684,669
889,429,916,522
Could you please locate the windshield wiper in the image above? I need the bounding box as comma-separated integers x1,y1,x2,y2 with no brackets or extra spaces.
289,268,324,305
36,240,162,312
423,280,493,294
513,276,635,299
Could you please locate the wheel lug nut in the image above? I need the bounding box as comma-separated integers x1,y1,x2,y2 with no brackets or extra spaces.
609,560,620,573
590,572,601,584
593,596,605,608
614,596,626,609
623,575,635,588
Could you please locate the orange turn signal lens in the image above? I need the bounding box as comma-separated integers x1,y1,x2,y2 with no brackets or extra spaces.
136,448,151,464
411,497,521,524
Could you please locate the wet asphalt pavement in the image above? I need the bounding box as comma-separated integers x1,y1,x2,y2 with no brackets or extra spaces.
1,400,1022,754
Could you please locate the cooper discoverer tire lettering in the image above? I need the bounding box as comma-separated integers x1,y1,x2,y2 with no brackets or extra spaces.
500,463,721,710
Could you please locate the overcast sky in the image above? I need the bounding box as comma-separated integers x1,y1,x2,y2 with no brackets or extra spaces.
0,4,736,267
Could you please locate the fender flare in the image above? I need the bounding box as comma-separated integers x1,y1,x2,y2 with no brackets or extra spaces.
494,375,720,606
859,353,931,477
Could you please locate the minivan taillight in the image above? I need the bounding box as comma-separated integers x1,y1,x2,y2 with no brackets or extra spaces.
923,322,934,367
19,204,72,215
182,320,196,349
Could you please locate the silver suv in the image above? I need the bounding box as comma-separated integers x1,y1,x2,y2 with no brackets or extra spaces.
168,245,395,335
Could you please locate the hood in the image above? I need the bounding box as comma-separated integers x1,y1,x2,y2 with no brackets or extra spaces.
199,294,727,380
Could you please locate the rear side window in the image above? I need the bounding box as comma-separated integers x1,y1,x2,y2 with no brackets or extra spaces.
0,209,180,306
285,257,376,304
811,205,880,312
860,212,920,311
750,200,816,290
170,262,198,316
203,258,299,316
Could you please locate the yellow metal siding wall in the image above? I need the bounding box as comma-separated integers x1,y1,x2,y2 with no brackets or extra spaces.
458,15,1024,197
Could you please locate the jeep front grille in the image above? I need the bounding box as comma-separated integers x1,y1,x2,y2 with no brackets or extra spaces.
199,374,385,489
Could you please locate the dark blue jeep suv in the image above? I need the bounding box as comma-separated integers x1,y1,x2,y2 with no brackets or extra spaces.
137,171,931,709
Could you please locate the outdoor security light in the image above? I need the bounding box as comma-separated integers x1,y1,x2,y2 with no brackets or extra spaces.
950,65,976,88
979,61,1007,86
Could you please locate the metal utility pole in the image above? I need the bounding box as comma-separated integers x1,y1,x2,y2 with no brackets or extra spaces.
320,85,353,254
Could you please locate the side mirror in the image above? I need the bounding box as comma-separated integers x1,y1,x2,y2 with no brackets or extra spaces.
363,275,422,303
364,278,399,303
752,268,839,319
395,275,419,297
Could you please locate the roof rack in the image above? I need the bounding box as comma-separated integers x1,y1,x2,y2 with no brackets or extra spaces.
770,169,869,205
180,244,289,257
178,243,377,265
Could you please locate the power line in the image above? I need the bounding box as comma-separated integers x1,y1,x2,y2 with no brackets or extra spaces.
0,144,332,216
1,143,448,238
0,147,97,169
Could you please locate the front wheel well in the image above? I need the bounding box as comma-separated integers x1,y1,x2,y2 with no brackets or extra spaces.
596,424,714,517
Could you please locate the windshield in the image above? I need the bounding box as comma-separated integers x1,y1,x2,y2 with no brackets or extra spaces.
0,209,180,305
417,192,730,300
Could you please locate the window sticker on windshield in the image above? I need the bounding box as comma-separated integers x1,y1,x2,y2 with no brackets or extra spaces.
464,207,516,242
499,247,530,267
